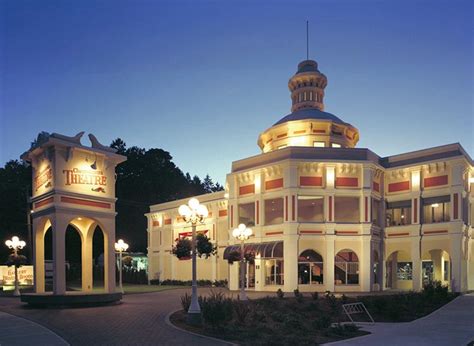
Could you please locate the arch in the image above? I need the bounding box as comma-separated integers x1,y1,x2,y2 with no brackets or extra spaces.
373,249,380,288
385,249,412,290
335,249,359,285
33,216,53,293
65,224,83,291
421,248,451,288
298,249,324,285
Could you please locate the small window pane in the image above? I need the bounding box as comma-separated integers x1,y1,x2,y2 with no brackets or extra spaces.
265,198,284,225
239,202,255,226
298,196,324,222
313,141,325,147
334,197,359,223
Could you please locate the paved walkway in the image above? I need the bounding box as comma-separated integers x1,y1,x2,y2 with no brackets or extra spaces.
327,293,474,346
0,288,228,346
0,310,68,345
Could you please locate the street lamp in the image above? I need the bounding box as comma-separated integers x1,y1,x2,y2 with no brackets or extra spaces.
178,197,208,325
232,224,253,301
5,236,26,296
115,239,129,294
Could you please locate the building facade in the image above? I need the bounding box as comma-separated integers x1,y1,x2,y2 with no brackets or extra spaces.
147,60,474,293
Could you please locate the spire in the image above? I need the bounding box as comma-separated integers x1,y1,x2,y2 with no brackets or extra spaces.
306,20,309,60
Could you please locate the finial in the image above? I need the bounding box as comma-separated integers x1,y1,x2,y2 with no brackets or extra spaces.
306,20,309,60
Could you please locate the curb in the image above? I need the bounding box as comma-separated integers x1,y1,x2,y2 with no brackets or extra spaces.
164,309,237,346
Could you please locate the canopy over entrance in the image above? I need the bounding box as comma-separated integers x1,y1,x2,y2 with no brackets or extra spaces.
223,241,283,259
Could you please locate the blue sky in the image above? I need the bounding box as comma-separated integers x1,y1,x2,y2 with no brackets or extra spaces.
1,0,472,184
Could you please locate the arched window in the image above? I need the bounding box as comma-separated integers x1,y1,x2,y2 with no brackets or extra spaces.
335,250,359,285
298,249,323,284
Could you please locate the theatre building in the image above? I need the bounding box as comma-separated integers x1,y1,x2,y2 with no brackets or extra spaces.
146,59,474,293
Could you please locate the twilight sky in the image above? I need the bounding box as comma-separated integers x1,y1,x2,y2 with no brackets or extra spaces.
1,0,472,185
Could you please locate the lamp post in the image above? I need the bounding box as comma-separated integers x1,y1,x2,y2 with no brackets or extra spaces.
5,236,26,296
232,224,253,301
115,239,129,294
178,198,208,325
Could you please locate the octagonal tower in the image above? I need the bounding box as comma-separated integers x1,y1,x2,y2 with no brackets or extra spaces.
258,60,359,153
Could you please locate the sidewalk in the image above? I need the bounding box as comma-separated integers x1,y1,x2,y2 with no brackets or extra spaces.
326,293,474,346
0,310,68,346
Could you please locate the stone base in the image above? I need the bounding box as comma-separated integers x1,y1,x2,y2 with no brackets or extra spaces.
21,292,122,307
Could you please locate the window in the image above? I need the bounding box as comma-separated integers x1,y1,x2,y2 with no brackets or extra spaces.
334,197,360,223
372,199,382,226
313,141,325,147
443,260,449,281
265,259,284,285
386,200,411,226
422,196,450,223
331,143,341,148
264,198,284,225
277,144,287,150
239,202,255,226
335,250,359,285
298,250,323,284
310,91,313,101
298,196,324,222
397,262,413,280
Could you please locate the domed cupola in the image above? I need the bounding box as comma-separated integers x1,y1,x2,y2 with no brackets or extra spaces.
257,59,359,153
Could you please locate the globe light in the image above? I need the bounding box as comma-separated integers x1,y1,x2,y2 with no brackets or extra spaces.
178,204,191,217
197,204,208,218
188,198,200,210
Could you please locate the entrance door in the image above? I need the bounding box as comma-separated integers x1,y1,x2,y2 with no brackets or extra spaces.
422,261,434,285
246,262,255,288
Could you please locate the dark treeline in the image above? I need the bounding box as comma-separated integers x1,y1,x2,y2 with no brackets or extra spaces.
0,138,222,262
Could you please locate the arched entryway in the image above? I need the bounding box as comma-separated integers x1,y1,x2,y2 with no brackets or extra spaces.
385,250,413,290
421,249,451,288
298,249,324,285
335,249,359,285
65,224,83,291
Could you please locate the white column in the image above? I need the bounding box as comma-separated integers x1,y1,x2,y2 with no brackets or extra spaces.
360,236,372,291
283,235,298,292
325,235,335,292
52,217,67,295
411,241,422,291
33,218,45,293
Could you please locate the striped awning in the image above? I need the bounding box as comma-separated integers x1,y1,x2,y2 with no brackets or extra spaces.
223,241,283,259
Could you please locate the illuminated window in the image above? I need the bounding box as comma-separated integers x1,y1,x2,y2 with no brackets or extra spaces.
397,262,413,280
304,92,307,101
264,198,284,225
331,143,341,148
334,197,359,223
422,196,450,223
310,91,313,101
265,259,284,285
298,250,323,284
335,250,359,285
371,198,382,226
386,200,411,226
298,196,324,222
313,141,325,147
238,202,255,226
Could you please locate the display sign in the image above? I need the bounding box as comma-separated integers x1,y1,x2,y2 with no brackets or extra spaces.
63,168,107,193
34,165,53,191
0,265,34,287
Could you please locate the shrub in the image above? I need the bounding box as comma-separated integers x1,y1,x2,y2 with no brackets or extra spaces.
294,289,303,302
172,238,192,259
200,290,233,328
233,300,251,324
149,279,160,285
276,288,284,299
311,292,319,300
341,294,348,304
196,234,217,258
312,315,332,330
181,293,191,311
327,323,360,336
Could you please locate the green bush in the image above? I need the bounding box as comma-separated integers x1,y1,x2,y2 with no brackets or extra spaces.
200,290,233,329
311,292,319,300
233,300,251,324
312,315,332,330
181,293,191,311
276,288,284,299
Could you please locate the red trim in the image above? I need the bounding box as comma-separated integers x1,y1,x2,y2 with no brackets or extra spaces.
300,230,322,234
266,138,273,144
372,181,380,192
239,184,255,195
285,196,288,221
453,193,458,219
424,175,448,188
336,231,358,235
265,178,283,190
328,196,333,222
388,181,410,193
219,209,227,217
365,197,369,222
164,218,172,225
60,196,110,209
152,220,160,227
300,176,322,186
313,129,325,134
292,195,296,221
34,197,54,209
335,177,358,187
276,133,287,139
414,198,418,223
293,130,306,134
213,224,215,240
230,205,233,228
387,232,409,237
256,201,259,225
424,230,448,235
266,231,283,236
179,230,208,238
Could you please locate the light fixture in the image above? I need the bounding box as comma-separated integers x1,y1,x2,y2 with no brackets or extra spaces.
5,236,26,296
115,239,129,294
90,153,98,170
431,203,439,208
232,224,253,301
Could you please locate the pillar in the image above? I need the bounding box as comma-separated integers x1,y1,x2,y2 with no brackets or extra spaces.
103,228,116,293
229,260,239,290
82,232,93,292
430,250,442,282
33,219,45,293
411,241,422,291
283,235,298,292
450,233,465,292
360,237,371,291
325,235,335,292
52,217,67,295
